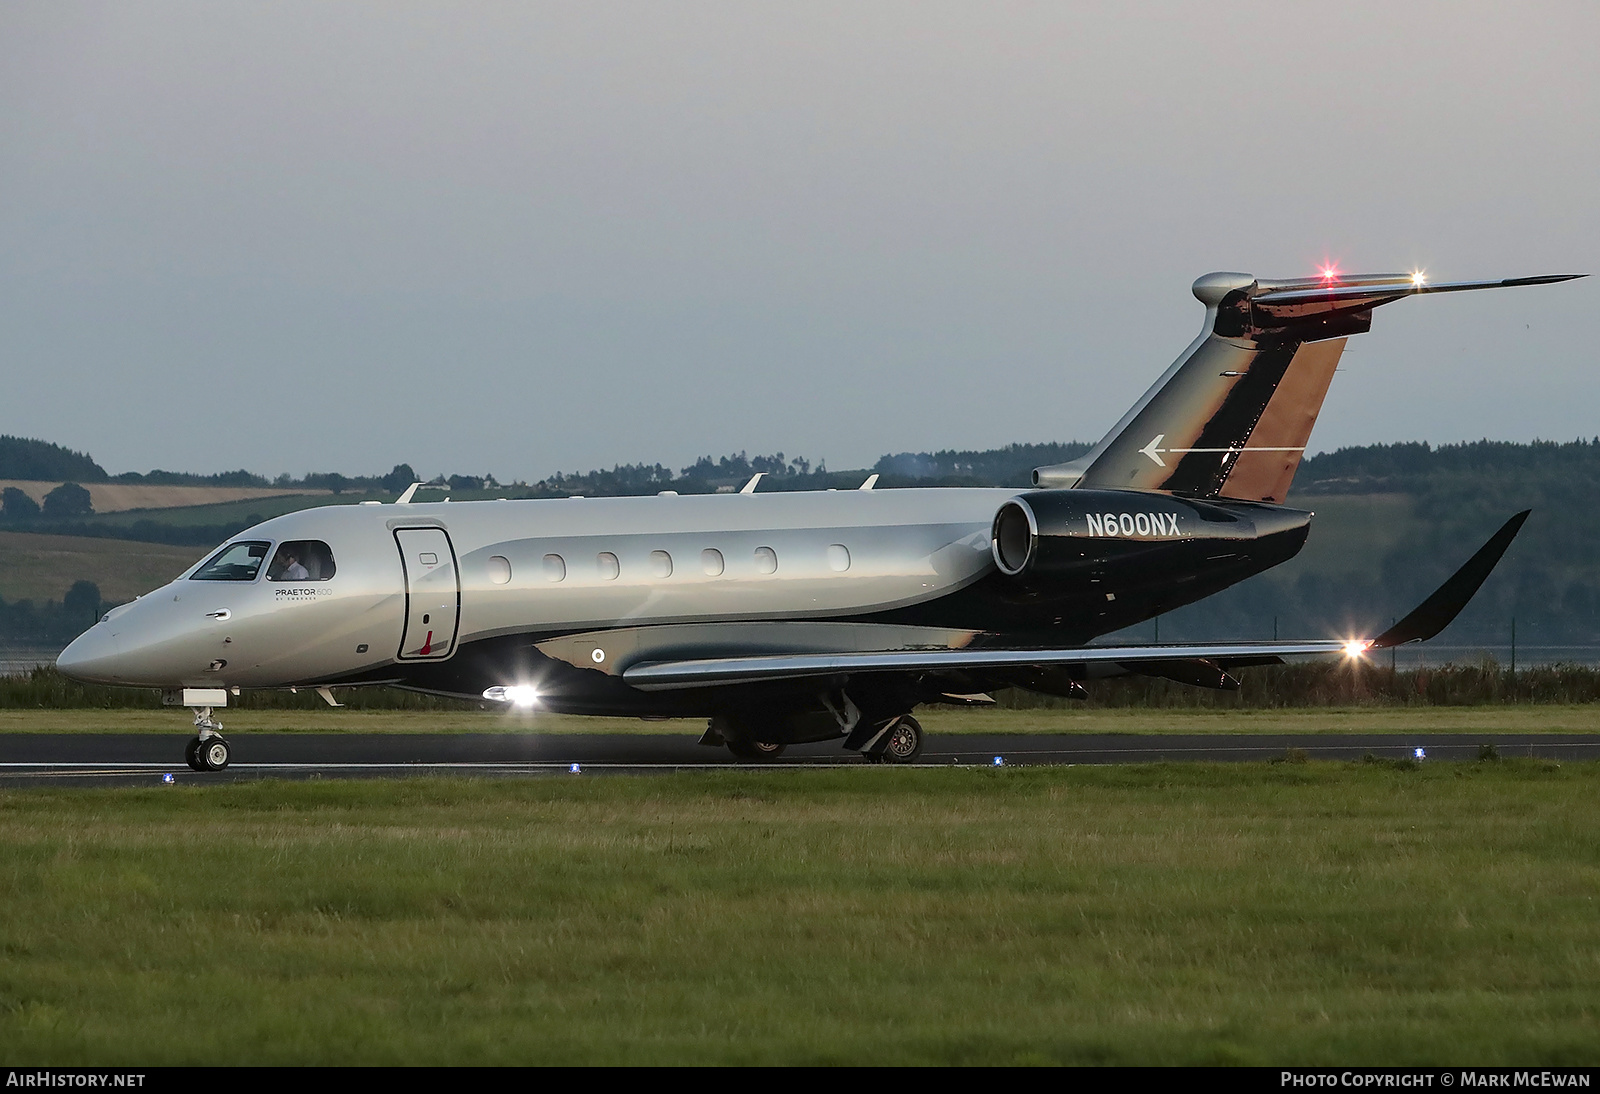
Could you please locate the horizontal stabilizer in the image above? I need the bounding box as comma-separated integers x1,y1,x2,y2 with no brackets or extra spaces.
1253,274,1584,309
1370,510,1530,648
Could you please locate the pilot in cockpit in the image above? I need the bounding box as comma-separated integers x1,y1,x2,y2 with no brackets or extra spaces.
271,546,309,581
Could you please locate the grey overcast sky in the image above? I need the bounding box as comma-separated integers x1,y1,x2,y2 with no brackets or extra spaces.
1,2,1595,481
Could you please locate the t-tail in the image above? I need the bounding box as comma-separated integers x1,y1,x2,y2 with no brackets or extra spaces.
1033,270,1584,502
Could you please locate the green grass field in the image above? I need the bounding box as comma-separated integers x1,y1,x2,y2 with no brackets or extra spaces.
0,532,202,604
82,492,360,529
1,763,1597,1065
5,704,1600,736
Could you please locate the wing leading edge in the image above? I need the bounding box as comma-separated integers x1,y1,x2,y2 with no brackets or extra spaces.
622,511,1530,692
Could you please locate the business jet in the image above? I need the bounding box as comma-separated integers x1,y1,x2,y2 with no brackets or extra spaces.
56,269,1581,770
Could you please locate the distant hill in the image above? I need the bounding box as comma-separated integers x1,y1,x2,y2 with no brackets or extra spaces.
0,436,107,483
873,442,1092,487
1292,439,1600,496
5,435,1597,653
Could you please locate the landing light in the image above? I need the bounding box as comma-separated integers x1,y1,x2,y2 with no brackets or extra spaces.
1411,269,1427,286
1342,639,1371,658
483,685,540,708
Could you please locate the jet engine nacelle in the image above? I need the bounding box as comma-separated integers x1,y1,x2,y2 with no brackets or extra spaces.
990,489,1311,580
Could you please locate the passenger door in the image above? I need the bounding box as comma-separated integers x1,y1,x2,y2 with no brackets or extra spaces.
394,527,460,660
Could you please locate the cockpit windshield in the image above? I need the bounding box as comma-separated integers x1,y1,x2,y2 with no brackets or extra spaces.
190,541,271,582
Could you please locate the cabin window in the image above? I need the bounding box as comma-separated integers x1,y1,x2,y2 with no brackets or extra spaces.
191,541,271,582
543,554,567,582
267,541,337,581
487,556,512,584
597,552,620,580
827,544,851,572
650,550,673,578
754,546,778,574
701,548,724,576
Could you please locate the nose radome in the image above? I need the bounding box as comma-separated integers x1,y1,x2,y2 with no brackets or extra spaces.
56,626,125,684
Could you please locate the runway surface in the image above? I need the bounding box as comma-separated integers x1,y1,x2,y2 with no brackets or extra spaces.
2,731,1597,786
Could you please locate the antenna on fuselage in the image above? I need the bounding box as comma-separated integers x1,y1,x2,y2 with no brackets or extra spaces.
395,482,423,504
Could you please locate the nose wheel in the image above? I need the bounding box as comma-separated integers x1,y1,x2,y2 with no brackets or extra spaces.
185,736,231,771
184,707,231,771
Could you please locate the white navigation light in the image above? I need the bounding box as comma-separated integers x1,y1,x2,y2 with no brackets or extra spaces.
483,684,540,707
1411,269,1427,286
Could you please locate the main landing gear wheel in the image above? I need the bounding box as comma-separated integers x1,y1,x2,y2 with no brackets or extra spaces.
866,716,923,765
185,737,204,771
198,736,231,771
726,738,786,761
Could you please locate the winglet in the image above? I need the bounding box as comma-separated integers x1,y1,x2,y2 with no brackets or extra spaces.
1371,510,1530,648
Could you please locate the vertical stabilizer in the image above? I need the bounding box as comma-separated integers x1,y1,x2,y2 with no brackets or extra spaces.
1033,270,1583,502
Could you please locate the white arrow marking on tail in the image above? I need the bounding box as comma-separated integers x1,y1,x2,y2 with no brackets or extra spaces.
1141,435,1307,466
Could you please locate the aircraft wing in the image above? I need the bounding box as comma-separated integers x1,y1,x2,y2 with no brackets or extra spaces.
622,640,1347,690
622,511,1530,692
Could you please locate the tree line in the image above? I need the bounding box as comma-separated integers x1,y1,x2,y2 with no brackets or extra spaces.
6,435,1600,651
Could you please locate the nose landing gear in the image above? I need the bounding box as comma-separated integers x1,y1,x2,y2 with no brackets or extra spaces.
184,707,231,772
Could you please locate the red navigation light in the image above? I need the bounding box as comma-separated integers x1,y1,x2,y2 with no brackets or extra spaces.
1319,264,1341,283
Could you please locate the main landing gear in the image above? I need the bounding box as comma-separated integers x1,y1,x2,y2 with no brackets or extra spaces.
725,738,787,761
699,715,788,761
699,708,926,764
184,707,231,772
861,715,924,764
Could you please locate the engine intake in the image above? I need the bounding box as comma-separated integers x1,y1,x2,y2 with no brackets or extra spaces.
990,489,1309,579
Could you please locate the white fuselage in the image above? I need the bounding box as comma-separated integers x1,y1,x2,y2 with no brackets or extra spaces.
58,488,1012,690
